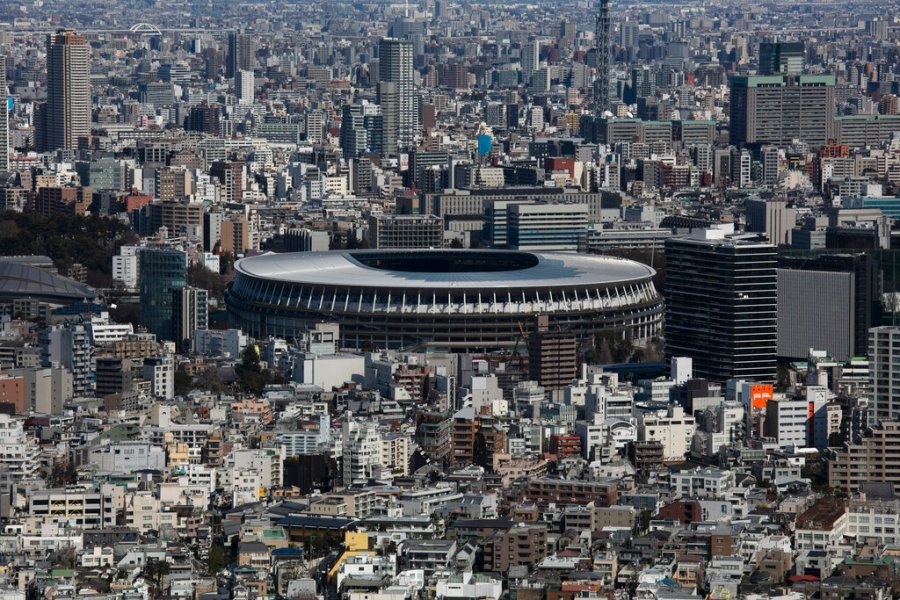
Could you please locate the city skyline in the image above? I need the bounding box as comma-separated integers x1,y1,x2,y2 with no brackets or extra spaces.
0,1,897,599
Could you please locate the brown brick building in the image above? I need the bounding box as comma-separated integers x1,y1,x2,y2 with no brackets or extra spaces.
483,523,548,573
34,185,92,217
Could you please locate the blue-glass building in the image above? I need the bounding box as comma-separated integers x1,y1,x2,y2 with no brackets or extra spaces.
139,247,187,341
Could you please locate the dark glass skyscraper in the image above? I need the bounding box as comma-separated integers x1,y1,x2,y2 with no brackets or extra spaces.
759,41,805,76
139,247,187,342
665,226,777,382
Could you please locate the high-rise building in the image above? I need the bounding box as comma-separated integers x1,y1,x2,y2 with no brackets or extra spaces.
45,29,91,152
340,103,368,157
139,247,187,342
144,200,204,239
173,287,208,352
778,254,880,361
559,20,576,48
759,42,805,76
744,198,797,246
375,81,399,155
187,102,221,135
0,88,8,172
729,74,836,148
235,69,254,105
220,213,256,255
630,65,656,102
528,315,577,392
378,38,416,148
522,40,540,84
227,32,255,78
506,203,589,251
367,214,443,249
41,322,93,397
620,21,639,52
210,161,243,203
869,327,900,424
342,418,382,486
305,110,325,144
829,421,900,495
760,145,780,186
665,224,777,382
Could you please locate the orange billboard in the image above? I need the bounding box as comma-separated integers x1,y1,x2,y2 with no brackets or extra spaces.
750,384,773,410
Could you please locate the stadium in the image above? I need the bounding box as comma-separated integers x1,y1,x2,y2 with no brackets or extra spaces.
225,249,662,351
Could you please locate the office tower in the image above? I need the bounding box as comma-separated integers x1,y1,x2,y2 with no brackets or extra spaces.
187,102,221,135
40,322,92,398
305,110,325,144
522,39,539,84
594,0,610,113
340,104,368,157
507,203,589,251
0,87,8,172
227,32,254,78
759,42,805,76
762,397,810,448
173,286,208,352
559,20,576,48
620,21,639,52
760,145,779,186
209,161,243,203
367,214,442,249
235,69,254,105
869,327,900,424
731,146,751,187
140,81,175,107
378,38,416,148
139,247,187,342
375,81,399,155
45,29,91,152
728,74,836,148
665,224,777,382
630,65,656,103
778,254,880,361
745,199,796,246
203,211,223,253
529,68,550,93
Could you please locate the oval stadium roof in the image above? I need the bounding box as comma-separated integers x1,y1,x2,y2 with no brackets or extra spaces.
0,261,96,304
235,250,656,291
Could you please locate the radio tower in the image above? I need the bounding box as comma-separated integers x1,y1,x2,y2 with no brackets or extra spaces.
594,0,610,115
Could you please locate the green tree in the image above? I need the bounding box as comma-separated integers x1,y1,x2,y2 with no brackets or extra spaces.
207,543,229,574
142,558,171,598
241,344,261,373
188,263,227,302
174,367,192,397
